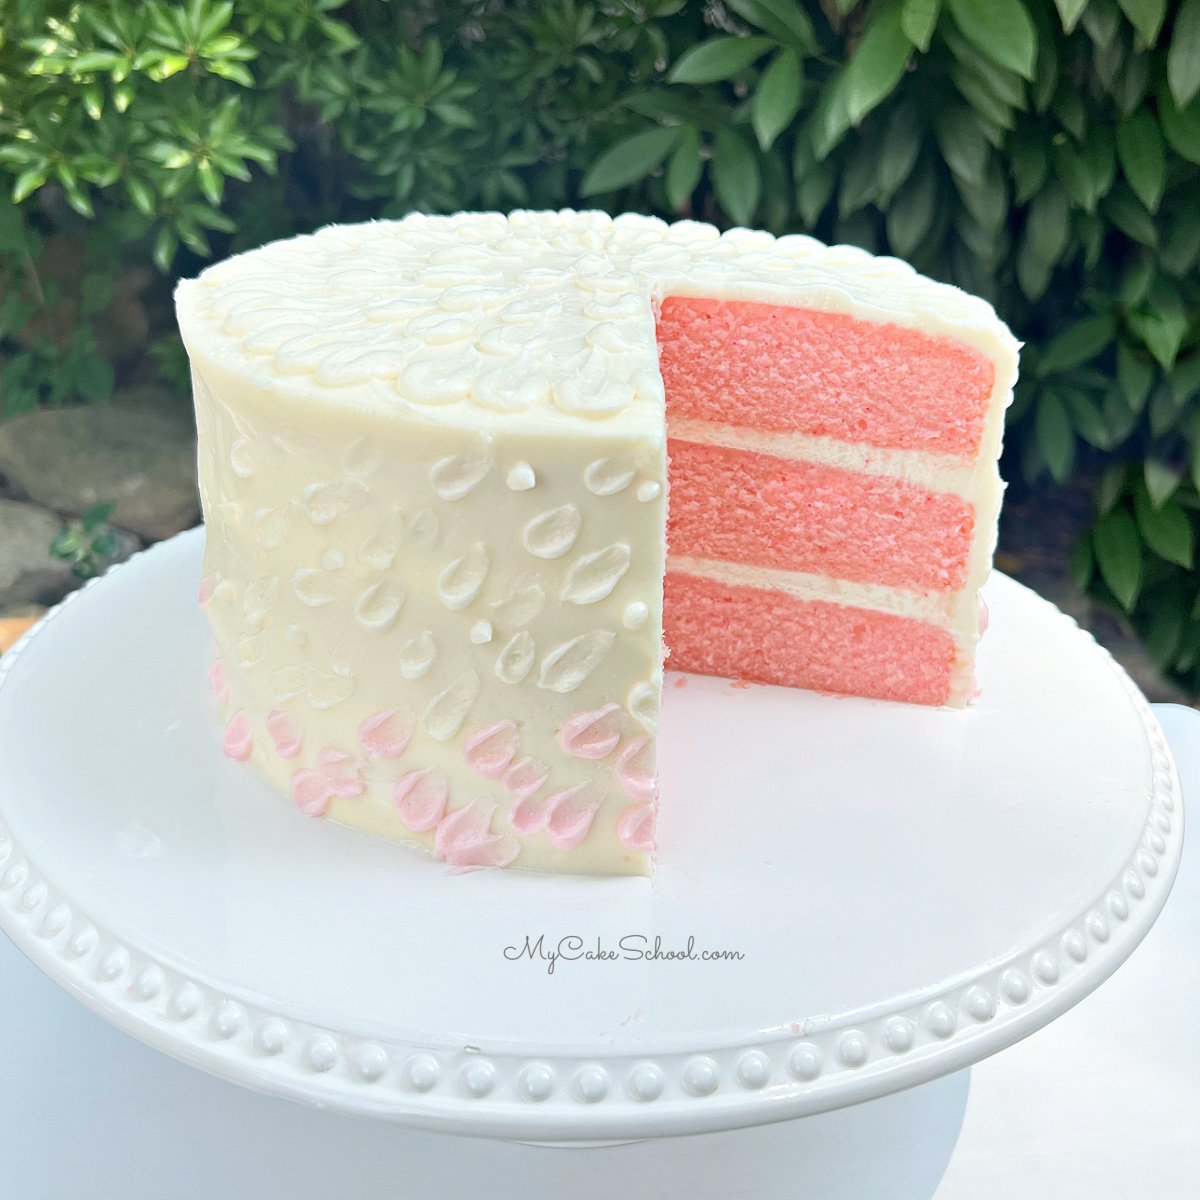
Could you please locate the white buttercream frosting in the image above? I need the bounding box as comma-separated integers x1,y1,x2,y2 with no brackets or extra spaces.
177,210,1018,444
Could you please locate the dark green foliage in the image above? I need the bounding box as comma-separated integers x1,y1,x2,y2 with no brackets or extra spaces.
2,0,1200,688
49,501,120,579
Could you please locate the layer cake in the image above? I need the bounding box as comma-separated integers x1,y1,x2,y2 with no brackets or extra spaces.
176,211,1018,876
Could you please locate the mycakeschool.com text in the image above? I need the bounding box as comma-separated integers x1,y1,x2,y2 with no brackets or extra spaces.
503,934,746,975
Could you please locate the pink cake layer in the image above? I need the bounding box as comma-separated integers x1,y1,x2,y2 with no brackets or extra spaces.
667,439,975,593
657,297,995,458
664,571,958,706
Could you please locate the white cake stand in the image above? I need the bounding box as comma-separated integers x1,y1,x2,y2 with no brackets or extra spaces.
0,529,1183,1144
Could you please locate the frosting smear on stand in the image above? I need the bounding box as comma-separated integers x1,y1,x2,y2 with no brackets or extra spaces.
176,210,1018,876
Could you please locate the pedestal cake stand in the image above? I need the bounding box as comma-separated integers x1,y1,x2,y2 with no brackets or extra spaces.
0,529,1184,1144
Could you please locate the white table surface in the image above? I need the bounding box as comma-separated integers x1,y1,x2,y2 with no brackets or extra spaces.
1,704,1196,1200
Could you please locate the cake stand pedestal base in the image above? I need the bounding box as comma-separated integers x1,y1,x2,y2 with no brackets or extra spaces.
0,529,1185,1144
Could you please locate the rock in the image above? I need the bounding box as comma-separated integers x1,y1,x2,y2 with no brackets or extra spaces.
0,500,74,607
0,388,199,539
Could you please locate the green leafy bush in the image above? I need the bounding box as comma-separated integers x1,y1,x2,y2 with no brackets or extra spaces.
2,0,1199,687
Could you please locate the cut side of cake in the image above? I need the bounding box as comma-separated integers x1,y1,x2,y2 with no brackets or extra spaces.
658,296,1004,706
176,211,1018,877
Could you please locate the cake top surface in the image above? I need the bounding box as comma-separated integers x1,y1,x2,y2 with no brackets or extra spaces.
176,210,1018,440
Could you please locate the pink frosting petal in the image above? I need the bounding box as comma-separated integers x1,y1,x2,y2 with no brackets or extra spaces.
507,791,550,836
393,769,449,833
316,748,366,799
290,768,333,817
461,720,520,779
222,710,253,761
198,575,217,609
358,708,411,758
290,750,365,815
615,735,656,802
543,784,603,850
434,798,519,868
978,595,989,636
558,703,623,759
502,756,549,799
617,801,657,852
267,709,303,759
208,658,230,704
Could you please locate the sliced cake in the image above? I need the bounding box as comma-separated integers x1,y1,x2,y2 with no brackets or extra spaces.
175,211,1018,876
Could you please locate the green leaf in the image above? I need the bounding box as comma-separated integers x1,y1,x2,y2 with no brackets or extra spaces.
668,36,773,84
1097,463,1129,513
945,0,1037,80
126,175,155,217
1009,132,1047,203
949,63,1015,130
580,126,681,195
81,502,116,533
1080,125,1117,205
901,0,941,51
877,104,922,200
1116,0,1167,46
1143,588,1186,666
1159,94,1200,163
1128,288,1189,370
1053,0,1090,32
72,49,122,73
50,529,81,559
843,6,912,124
937,107,988,183
1093,508,1144,611
1062,387,1113,448
1104,184,1158,245
73,355,114,403
1168,0,1200,108
797,161,835,225
1083,2,1122,47
1116,111,1165,212
839,140,883,215
1017,183,1069,299
942,25,1027,107
1135,489,1193,566
954,155,1008,232
12,169,47,204
712,129,761,225
1038,313,1116,374
886,160,937,256
1171,352,1200,404
725,0,817,49
664,127,702,209
1144,459,1186,507
197,159,223,206
1117,341,1156,411
206,58,253,86
1036,392,1076,482
1052,141,1095,211
152,225,178,273
1052,80,1086,140
813,73,854,158
752,50,803,149
1148,379,1183,436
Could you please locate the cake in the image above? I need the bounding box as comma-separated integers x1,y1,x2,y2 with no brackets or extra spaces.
176,211,1018,876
